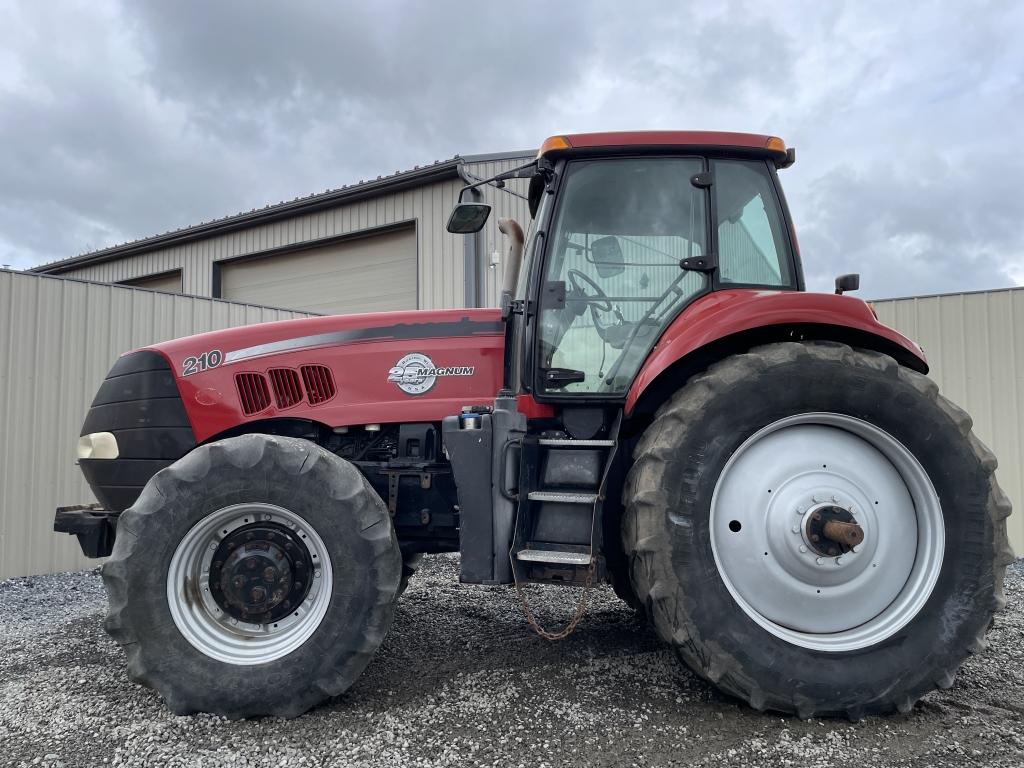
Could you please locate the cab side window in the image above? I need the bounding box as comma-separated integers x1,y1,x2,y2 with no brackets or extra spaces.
714,160,792,287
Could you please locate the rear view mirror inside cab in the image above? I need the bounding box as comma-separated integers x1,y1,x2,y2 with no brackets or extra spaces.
591,236,625,278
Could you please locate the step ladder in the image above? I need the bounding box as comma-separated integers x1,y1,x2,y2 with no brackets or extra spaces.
510,425,620,581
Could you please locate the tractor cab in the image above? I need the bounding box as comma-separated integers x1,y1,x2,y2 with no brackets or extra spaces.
444,132,806,592
450,131,801,399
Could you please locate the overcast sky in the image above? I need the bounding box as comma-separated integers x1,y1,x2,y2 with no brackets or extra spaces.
1,0,1021,298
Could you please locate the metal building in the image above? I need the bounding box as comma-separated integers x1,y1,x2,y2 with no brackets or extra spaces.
31,151,535,312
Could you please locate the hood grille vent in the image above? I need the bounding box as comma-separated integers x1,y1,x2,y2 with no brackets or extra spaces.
301,365,336,405
235,373,272,415
268,368,303,409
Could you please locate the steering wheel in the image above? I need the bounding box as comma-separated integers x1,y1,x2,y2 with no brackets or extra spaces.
567,269,612,312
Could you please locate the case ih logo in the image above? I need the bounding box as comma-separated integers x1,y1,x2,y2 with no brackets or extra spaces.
387,353,474,396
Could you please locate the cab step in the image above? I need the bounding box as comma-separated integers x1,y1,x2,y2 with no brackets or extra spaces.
516,548,592,565
537,438,616,448
526,491,598,504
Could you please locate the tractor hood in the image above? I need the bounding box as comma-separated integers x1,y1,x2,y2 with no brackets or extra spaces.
144,308,506,443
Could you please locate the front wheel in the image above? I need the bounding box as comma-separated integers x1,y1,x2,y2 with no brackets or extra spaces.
102,434,402,718
623,342,1014,719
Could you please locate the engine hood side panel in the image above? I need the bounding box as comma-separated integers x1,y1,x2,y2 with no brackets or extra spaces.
145,308,506,443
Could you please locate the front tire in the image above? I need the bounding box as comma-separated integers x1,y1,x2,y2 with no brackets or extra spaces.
623,342,1014,719
102,434,402,718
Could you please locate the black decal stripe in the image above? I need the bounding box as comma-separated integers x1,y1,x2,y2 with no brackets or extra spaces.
224,318,504,364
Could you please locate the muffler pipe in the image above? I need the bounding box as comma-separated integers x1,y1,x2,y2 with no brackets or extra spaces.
497,217,524,318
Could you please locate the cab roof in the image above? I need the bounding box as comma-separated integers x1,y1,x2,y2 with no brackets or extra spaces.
538,131,792,166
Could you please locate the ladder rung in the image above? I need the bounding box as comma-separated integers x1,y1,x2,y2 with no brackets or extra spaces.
537,438,615,448
527,491,598,504
516,549,592,565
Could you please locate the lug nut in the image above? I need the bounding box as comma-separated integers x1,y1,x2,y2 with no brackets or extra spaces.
250,587,266,602
263,567,277,582
791,525,800,533
815,557,823,565
835,557,843,565
246,558,258,570
799,545,807,553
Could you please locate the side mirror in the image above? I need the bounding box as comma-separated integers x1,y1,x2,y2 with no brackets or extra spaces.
591,236,625,278
446,202,491,234
835,273,860,295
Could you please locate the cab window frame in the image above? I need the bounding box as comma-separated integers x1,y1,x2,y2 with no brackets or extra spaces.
526,153,715,402
709,158,802,293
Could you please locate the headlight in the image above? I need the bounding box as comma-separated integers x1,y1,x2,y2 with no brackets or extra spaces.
77,432,120,460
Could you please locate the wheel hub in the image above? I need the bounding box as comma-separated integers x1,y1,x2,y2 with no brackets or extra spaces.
209,523,312,623
802,503,864,557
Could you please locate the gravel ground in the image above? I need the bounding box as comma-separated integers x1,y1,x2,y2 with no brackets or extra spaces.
1,556,1021,768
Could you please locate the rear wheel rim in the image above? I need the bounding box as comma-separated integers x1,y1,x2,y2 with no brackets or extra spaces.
710,412,944,652
166,502,333,665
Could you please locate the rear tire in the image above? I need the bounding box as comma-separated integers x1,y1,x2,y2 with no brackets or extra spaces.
102,434,402,718
623,342,1013,719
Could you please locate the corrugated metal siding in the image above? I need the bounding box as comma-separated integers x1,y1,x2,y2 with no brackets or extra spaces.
0,270,315,578
57,159,535,313
465,158,533,308
873,289,1023,555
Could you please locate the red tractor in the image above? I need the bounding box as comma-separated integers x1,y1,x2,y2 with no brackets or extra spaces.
56,131,1013,720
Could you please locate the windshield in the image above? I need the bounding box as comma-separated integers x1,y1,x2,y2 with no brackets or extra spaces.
537,157,709,394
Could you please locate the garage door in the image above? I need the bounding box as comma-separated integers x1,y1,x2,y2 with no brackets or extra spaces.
220,227,417,315
118,270,183,293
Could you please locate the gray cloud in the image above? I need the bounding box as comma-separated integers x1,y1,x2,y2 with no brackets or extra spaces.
0,0,1021,300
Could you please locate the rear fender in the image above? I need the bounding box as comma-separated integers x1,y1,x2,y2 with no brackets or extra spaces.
625,289,927,418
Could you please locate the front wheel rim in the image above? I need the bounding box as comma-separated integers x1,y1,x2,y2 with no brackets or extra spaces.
710,412,944,652
166,502,333,665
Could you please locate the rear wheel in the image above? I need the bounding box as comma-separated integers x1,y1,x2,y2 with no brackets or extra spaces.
623,342,1014,719
103,434,402,718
